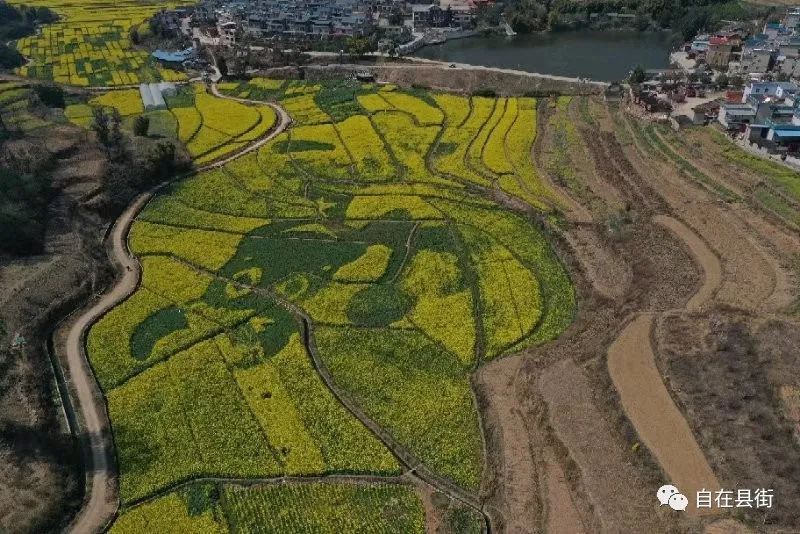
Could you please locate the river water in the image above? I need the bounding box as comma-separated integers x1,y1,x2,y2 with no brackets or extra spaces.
413,30,672,81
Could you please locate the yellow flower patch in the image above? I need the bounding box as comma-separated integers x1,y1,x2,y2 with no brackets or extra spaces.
333,244,393,282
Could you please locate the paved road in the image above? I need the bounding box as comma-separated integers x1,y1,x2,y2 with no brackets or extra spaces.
62,87,290,534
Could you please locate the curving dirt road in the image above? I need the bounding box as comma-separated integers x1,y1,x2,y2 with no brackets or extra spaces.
61,88,291,534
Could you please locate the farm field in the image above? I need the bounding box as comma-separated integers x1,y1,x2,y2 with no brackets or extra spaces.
90,80,577,528
52,73,800,533
8,0,191,86
64,83,277,164
109,481,426,533
488,94,800,531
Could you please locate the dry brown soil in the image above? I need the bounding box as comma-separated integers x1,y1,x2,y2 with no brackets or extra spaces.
478,95,800,533
607,313,721,516
0,123,107,534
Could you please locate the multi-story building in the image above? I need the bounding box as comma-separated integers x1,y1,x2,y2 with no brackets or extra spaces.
737,46,775,74
706,37,733,69
743,80,799,102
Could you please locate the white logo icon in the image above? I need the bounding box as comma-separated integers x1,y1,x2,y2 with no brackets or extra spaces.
657,485,688,511
668,493,689,511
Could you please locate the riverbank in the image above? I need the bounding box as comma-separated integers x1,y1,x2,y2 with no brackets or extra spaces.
260,60,607,95
413,30,672,82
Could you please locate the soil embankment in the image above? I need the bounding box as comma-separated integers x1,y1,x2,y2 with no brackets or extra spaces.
262,63,605,96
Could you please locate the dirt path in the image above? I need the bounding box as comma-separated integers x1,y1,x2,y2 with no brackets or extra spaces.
607,314,721,516
61,91,291,534
62,192,149,534
653,215,721,311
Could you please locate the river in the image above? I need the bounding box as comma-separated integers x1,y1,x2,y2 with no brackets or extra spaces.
413,30,672,81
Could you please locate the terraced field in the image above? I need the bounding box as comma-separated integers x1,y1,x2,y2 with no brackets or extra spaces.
88,80,575,529
65,84,278,164
8,0,191,86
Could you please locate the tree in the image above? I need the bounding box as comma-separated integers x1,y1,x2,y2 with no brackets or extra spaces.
0,43,24,69
716,73,729,89
130,27,140,45
92,108,125,159
91,108,111,149
110,109,124,159
729,74,744,88
346,36,375,58
634,8,650,31
630,65,646,84
133,115,150,137
388,6,404,26
103,162,139,209
141,141,177,182
33,84,64,108
547,9,561,30
777,71,790,82
231,35,252,78
215,54,228,78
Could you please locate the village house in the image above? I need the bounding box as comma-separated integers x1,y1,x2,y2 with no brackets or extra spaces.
718,103,756,130
706,36,734,69
737,46,775,74
743,80,799,102
785,6,800,30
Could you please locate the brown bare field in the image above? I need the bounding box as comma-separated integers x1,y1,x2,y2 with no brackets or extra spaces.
0,123,106,533
479,95,800,533
608,313,721,517
654,215,722,311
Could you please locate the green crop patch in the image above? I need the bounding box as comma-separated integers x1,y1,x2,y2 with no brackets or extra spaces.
346,285,412,327
130,307,188,360
317,326,483,489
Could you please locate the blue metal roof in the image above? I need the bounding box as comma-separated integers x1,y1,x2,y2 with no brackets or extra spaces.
772,129,800,138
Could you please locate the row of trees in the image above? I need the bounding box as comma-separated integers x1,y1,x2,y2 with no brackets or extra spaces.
498,0,768,39
0,2,59,70
0,2,58,40
90,108,187,211
214,32,379,78
629,64,748,88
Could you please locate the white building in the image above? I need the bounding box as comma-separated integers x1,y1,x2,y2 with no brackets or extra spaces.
218,20,238,45
742,81,799,103
717,103,756,129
